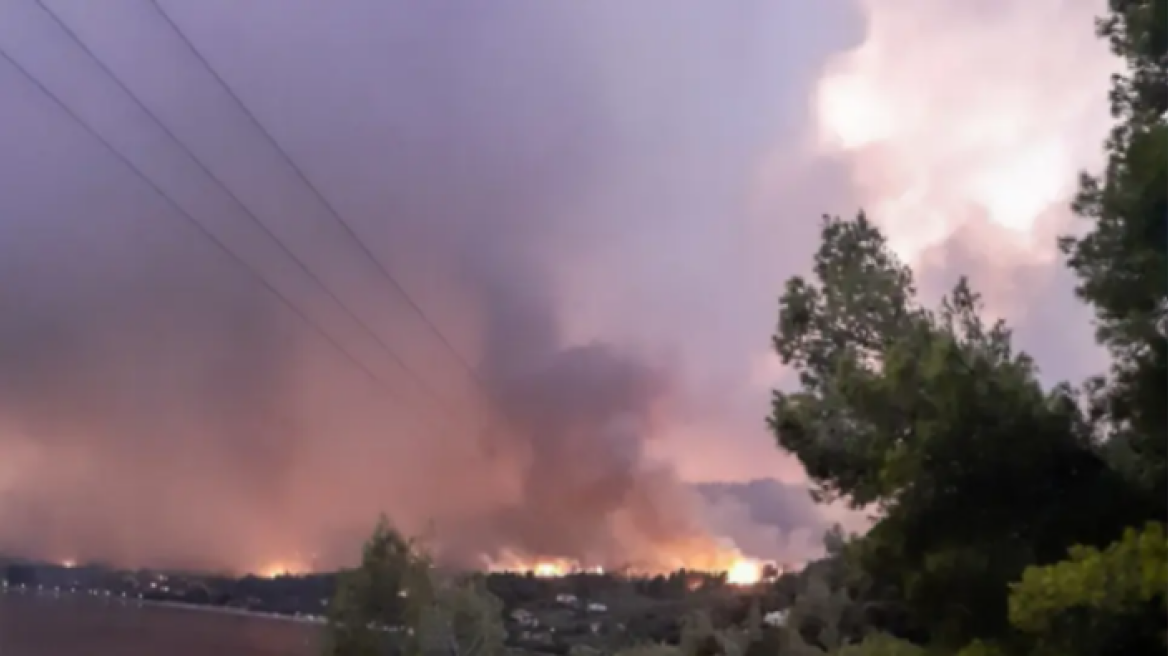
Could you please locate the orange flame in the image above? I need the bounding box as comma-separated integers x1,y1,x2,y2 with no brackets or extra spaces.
256,561,307,579
485,552,588,577
482,545,763,585
725,558,762,585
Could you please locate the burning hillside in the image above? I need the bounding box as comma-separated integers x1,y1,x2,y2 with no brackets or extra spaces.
481,547,771,586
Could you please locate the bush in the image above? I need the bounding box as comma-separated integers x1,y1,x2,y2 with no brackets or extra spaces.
1006,522,1167,655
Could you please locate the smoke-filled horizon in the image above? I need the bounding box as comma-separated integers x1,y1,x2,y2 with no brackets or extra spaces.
0,0,1113,573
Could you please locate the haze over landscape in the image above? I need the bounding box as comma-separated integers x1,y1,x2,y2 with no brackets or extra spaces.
0,0,1115,576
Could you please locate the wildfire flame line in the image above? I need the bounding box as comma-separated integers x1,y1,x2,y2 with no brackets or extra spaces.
483,553,769,586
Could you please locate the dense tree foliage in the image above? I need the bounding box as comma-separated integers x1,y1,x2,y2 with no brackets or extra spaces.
323,518,506,656
767,1,1166,654
1008,522,1167,655
1061,0,1168,506
770,213,1146,649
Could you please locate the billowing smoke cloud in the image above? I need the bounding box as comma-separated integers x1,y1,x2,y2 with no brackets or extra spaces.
0,0,856,573
473,344,676,562
757,0,1115,385
694,479,828,566
0,0,1113,574
812,0,1114,260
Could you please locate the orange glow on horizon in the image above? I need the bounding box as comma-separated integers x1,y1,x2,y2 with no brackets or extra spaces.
725,558,762,586
533,562,565,578
486,553,587,578
483,545,766,585
256,561,307,579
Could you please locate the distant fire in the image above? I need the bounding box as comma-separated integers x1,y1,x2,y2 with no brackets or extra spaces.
649,542,770,587
248,542,772,586
485,553,598,578
483,547,766,586
251,550,320,579
533,562,565,578
725,559,762,585
256,561,307,579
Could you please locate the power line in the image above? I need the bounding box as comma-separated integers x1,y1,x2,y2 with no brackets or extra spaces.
32,0,461,423
146,0,498,405
0,44,437,434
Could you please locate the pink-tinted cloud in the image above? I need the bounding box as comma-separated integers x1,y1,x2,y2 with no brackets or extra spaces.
756,0,1113,381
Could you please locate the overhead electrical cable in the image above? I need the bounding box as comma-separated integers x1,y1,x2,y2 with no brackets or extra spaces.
32,0,463,426
146,0,502,412
0,45,443,436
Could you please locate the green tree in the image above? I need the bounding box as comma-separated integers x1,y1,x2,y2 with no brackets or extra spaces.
416,575,506,656
768,3,1166,655
768,565,920,656
1060,0,1167,503
324,518,505,656
1007,522,1167,655
679,610,721,656
324,517,431,656
784,569,853,652
768,215,1141,649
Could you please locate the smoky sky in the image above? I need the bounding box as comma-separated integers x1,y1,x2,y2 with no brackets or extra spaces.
0,0,1111,572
